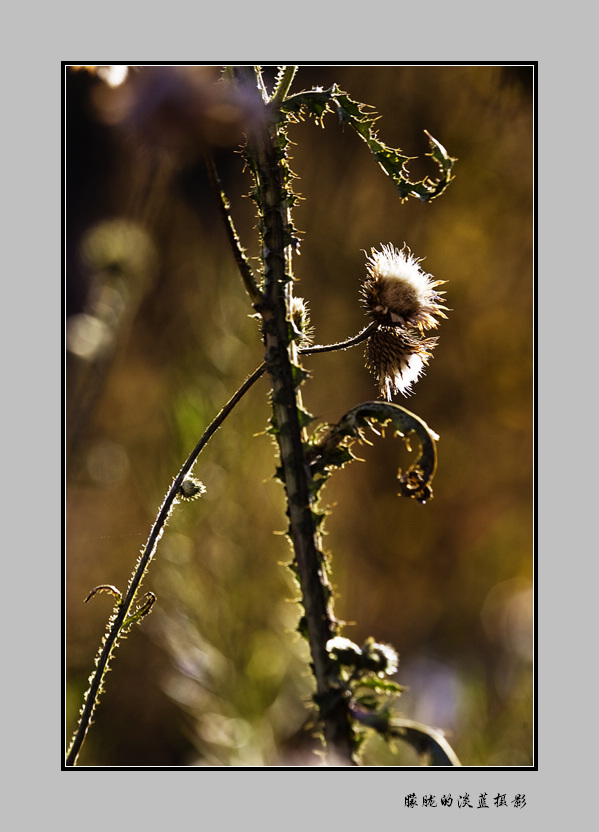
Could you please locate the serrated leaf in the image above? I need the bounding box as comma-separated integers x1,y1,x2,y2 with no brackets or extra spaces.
425,129,454,175
290,362,311,389
297,406,314,429
279,86,456,203
279,87,336,124
356,676,405,694
355,695,379,711
308,443,356,481
310,508,328,529
308,401,438,504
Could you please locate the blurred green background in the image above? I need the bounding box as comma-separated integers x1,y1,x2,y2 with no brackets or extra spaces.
65,65,534,767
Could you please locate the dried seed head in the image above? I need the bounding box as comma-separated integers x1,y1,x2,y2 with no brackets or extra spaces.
362,244,447,330
365,327,438,400
289,296,313,346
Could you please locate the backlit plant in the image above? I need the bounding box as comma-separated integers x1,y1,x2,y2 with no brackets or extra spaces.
66,65,459,767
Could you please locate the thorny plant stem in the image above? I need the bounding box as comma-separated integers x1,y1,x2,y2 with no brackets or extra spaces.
68,102,376,770
237,65,356,765
65,363,267,766
66,310,373,764
203,134,378,356
302,322,379,355
68,66,458,770
270,66,298,106
203,148,263,306
68,67,376,768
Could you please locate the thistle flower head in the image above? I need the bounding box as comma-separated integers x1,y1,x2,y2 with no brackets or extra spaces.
362,244,447,331
361,243,447,399
365,327,438,400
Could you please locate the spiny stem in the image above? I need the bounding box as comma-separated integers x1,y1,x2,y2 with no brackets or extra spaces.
253,65,269,102
238,64,356,765
270,66,298,105
203,148,263,305
301,321,379,355
66,363,267,766
66,293,375,765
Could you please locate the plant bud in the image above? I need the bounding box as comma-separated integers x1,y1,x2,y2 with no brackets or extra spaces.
178,477,206,501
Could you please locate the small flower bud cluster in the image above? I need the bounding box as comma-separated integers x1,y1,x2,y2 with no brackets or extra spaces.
327,636,399,677
361,244,447,398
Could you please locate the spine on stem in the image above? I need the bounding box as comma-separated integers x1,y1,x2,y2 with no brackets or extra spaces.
238,67,356,764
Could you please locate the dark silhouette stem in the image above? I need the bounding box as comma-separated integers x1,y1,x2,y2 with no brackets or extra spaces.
65,363,267,766
203,148,263,305
301,321,378,355
236,65,357,765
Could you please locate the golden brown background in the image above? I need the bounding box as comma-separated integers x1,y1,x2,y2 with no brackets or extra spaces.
65,65,534,766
